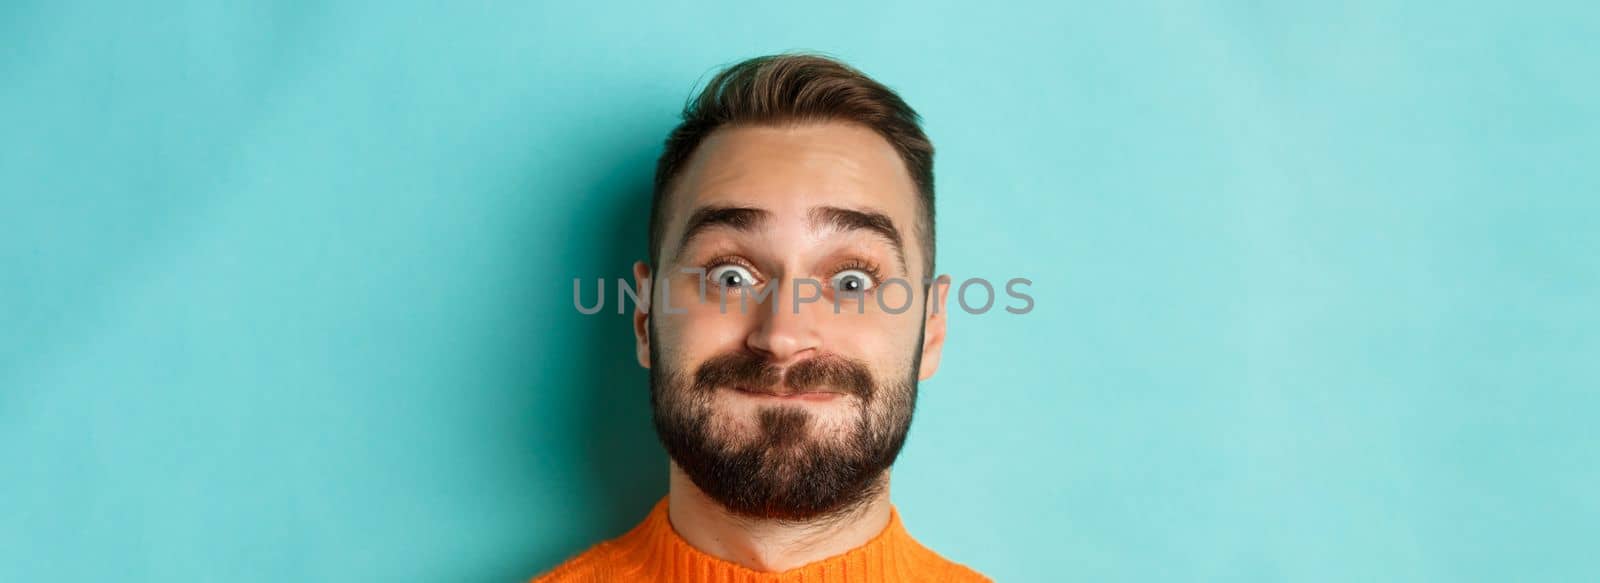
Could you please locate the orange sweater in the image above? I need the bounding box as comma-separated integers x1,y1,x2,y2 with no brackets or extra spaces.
534,497,990,582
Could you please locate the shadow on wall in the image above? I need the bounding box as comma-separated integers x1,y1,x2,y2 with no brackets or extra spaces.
573,166,669,542
491,127,670,581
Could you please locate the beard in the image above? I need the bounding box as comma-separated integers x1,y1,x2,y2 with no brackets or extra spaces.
648,319,921,522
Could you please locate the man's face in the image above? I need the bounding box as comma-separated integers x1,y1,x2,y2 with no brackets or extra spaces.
632,122,950,520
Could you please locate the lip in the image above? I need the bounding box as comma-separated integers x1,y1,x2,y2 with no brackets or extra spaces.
730,387,843,402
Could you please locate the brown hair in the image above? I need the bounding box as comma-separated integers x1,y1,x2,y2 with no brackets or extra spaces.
648,53,936,278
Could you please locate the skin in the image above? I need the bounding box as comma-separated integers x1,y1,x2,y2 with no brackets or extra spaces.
630,122,952,572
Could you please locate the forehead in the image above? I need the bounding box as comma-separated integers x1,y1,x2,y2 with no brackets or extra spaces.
664,122,920,246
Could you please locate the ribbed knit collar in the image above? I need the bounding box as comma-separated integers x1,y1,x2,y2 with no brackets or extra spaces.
615,497,920,582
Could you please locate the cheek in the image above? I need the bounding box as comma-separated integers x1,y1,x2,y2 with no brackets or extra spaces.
653,305,751,368
869,281,920,316
819,310,924,375
825,301,928,355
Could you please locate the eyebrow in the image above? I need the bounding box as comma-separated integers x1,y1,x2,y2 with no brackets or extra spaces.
677,205,771,255
809,205,907,273
673,203,908,272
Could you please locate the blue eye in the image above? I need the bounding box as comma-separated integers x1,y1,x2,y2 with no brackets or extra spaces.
708,264,756,289
830,269,875,293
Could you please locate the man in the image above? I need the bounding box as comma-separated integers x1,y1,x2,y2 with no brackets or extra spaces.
537,54,988,582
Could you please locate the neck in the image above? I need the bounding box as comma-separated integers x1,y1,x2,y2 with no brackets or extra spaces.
664,463,893,573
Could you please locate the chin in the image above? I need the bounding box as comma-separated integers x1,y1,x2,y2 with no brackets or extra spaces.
710,400,859,444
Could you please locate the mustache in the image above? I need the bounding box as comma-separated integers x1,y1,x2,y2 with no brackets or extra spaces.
692,351,876,401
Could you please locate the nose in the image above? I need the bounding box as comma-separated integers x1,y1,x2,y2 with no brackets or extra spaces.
745,277,822,365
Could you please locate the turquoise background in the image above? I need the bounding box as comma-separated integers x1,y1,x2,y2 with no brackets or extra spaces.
3,2,1597,581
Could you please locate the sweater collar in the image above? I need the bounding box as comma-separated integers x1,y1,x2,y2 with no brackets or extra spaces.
618,497,917,582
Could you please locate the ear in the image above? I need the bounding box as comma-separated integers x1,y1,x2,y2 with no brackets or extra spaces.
632,260,653,369
917,274,952,380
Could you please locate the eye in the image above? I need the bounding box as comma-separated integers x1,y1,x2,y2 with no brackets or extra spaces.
707,263,757,289
830,269,876,293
